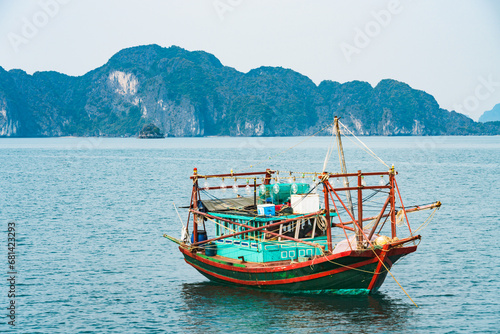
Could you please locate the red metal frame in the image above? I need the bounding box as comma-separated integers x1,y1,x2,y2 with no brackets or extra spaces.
190,210,324,250
322,175,333,252
394,178,413,236
187,167,424,252
190,170,272,180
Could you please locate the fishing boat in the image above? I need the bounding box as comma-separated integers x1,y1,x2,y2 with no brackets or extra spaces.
164,117,440,295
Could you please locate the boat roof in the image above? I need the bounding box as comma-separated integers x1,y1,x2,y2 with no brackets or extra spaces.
200,196,255,212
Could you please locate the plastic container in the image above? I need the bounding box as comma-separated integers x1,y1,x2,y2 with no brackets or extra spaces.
257,204,276,216
191,230,208,245
205,242,217,256
291,194,320,214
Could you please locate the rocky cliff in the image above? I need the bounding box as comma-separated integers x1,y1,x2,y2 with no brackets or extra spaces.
0,44,498,137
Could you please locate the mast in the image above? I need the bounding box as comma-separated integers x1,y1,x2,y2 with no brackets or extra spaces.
335,117,363,249
334,116,355,218
357,170,363,249
192,168,199,244
389,164,397,239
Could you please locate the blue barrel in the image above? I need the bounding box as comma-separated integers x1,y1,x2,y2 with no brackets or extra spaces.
191,231,207,245
205,242,217,257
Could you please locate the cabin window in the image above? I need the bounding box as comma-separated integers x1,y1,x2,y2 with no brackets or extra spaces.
298,218,317,239
281,222,296,238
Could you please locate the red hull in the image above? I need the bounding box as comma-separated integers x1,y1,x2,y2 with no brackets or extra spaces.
180,245,417,293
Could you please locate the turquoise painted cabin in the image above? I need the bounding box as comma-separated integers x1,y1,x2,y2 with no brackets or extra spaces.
210,212,337,263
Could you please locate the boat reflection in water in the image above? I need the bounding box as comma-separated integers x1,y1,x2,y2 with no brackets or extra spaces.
180,282,414,333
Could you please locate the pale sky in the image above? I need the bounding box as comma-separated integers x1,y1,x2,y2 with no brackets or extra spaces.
0,0,499,120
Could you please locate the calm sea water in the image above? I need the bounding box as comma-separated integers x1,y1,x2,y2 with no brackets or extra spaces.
0,136,498,333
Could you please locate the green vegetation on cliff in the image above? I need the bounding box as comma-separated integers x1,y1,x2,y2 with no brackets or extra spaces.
0,44,498,137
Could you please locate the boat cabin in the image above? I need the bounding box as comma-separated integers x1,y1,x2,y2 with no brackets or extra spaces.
194,178,338,263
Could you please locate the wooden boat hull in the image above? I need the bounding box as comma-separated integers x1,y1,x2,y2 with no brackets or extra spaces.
180,245,417,294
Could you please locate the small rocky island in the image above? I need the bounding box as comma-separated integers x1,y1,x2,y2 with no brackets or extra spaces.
139,123,165,138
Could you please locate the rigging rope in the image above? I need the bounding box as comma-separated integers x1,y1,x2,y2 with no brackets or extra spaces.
200,189,258,215
318,253,382,274
370,247,419,307
249,119,337,169
322,122,337,173
413,207,439,233
173,202,186,227
338,121,389,168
